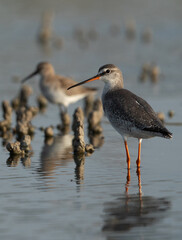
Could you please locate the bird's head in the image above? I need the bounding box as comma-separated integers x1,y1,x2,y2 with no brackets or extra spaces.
67,64,124,90
21,62,55,83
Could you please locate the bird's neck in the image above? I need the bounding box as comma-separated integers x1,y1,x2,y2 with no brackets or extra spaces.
102,79,124,96
40,70,55,83
42,68,55,78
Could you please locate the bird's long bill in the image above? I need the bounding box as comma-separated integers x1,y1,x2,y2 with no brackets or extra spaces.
67,74,100,90
21,69,39,83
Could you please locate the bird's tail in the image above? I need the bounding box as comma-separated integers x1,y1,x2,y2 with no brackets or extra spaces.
162,129,173,139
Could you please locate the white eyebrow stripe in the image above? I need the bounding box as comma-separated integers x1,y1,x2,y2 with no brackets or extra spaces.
99,69,106,73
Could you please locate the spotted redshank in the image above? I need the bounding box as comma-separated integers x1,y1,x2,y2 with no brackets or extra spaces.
22,62,96,112
67,64,172,169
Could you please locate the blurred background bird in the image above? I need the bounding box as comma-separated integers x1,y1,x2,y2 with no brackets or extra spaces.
22,62,97,113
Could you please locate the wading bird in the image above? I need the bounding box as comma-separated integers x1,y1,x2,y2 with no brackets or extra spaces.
22,62,97,112
67,64,172,169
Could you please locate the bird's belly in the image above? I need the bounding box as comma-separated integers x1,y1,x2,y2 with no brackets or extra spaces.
105,111,153,139
40,84,62,104
65,93,87,106
40,83,86,107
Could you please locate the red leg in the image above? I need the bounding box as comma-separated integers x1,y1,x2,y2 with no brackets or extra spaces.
136,139,142,168
124,140,130,169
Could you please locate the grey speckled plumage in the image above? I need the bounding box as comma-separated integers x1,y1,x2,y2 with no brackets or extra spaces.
103,88,172,139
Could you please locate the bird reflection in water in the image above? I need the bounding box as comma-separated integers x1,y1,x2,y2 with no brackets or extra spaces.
102,168,170,237
38,134,73,177
125,168,142,199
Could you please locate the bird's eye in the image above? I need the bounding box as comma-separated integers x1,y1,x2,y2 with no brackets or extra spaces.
106,69,111,74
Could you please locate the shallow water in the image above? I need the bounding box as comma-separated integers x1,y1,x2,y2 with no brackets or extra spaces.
0,0,182,239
